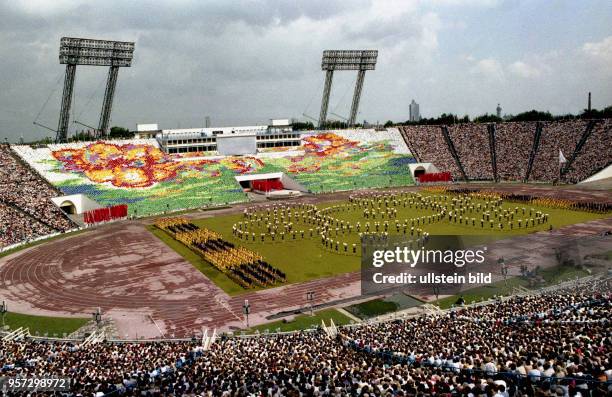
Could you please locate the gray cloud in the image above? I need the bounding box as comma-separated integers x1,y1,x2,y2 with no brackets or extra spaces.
0,0,611,141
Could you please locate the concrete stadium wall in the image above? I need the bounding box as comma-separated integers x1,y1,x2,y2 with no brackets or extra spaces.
579,164,612,184
51,194,103,214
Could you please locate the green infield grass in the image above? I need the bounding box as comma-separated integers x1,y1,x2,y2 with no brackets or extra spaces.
151,191,610,294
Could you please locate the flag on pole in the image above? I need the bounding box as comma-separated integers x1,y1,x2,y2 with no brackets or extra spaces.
559,149,567,164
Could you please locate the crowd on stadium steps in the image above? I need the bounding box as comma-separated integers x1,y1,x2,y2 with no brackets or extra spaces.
0,144,74,248
403,120,611,183
1,279,610,396
447,124,494,180
565,120,612,183
493,122,535,181
0,203,55,247
401,125,463,180
529,121,585,182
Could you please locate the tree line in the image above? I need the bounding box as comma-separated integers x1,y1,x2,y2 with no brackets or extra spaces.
23,126,134,145
384,106,612,127
297,106,612,130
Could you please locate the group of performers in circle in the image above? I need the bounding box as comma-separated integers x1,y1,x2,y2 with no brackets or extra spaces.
155,187,606,289
232,190,553,257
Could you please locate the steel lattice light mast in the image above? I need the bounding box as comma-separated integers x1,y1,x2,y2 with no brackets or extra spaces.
318,50,378,128
56,37,135,143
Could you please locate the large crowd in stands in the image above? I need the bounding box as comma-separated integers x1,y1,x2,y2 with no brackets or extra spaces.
447,124,494,180
401,125,463,180
565,120,612,183
401,120,611,183
0,203,55,247
529,120,585,182
494,122,535,181
1,277,610,396
0,144,75,248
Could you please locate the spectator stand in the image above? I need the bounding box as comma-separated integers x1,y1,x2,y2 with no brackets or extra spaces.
1,274,609,396
564,119,612,183
0,144,77,249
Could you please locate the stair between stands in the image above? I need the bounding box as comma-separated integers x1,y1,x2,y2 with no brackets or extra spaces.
441,126,468,181
488,124,498,182
561,120,596,177
399,127,421,162
524,122,543,182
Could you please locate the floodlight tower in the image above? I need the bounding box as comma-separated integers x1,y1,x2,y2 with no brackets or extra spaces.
318,50,378,128
56,37,135,143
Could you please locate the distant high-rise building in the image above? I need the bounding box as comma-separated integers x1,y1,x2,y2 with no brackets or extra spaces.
496,103,502,118
205,116,211,128
409,99,420,122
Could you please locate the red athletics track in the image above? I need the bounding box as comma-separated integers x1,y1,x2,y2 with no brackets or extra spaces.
0,185,610,338
0,221,361,338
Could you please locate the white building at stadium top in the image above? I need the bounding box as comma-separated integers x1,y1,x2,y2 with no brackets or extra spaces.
136,119,300,155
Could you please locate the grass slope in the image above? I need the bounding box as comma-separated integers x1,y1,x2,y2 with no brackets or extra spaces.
247,309,352,334
3,312,88,337
345,299,400,319
434,265,590,309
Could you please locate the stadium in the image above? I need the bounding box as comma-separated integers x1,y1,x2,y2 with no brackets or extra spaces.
1,3,611,396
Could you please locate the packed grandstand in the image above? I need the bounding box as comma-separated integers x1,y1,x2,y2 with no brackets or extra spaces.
0,121,610,395
0,144,76,248
1,120,610,250
400,119,612,183
0,276,610,395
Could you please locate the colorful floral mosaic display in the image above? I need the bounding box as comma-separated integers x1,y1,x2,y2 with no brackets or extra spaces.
28,132,415,216
52,142,219,188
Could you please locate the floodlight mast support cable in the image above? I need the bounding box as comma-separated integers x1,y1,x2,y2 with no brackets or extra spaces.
98,65,119,137
318,70,334,129
348,69,366,126
56,64,77,143
318,50,377,129
55,37,135,143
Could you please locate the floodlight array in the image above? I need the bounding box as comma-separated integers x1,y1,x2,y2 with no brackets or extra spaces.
321,50,378,71
55,36,136,143
60,37,135,51
59,37,135,67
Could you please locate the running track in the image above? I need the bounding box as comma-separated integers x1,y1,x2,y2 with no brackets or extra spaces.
0,221,361,338
0,185,610,338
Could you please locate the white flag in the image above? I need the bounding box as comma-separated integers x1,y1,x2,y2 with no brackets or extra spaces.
559,149,567,164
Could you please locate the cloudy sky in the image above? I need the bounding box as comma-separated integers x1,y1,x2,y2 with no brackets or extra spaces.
1,0,611,141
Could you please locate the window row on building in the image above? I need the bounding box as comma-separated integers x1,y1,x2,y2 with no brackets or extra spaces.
256,133,301,140
257,141,301,148
166,145,218,154
166,137,216,145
